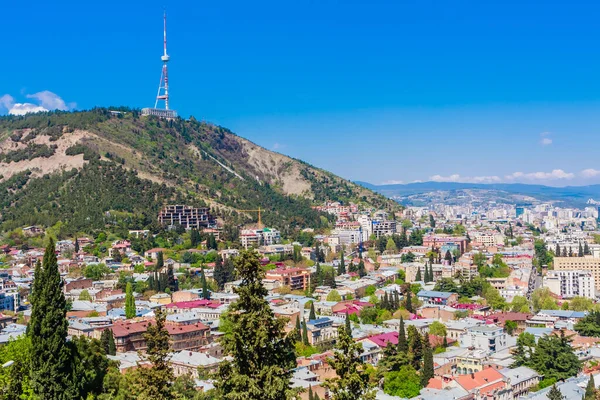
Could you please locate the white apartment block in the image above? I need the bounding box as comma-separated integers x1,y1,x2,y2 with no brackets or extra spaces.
240,228,281,249
554,256,600,291
459,325,508,354
543,270,595,299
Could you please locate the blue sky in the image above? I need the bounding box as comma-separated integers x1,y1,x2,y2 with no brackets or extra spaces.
3,0,600,186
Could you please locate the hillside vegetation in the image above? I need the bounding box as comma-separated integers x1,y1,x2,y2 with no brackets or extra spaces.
0,108,398,235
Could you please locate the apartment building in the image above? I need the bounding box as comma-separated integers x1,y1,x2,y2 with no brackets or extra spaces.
158,205,212,229
543,270,595,299
372,220,397,238
459,325,508,353
240,228,281,249
265,267,311,291
554,256,600,291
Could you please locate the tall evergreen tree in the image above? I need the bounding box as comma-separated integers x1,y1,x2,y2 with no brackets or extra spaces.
315,263,323,286
308,385,314,400
100,328,116,356
579,242,585,257
548,384,565,400
562,247,568,257
405,289,413,313
309,302,317,320
200,267,209,299
338,249,346,275
28,239,73,399
555,243,561,256
125,282,136,319
421,332,434,387
137,308,175,399
429,264,434,282
215,250,297,399
167,264,177,292
443,335,448,348
415,267,422,282
585,374,595,400
407,325,423,371
397,317,408,353
295,316,302,343
324,319,375,400
302,318,310,346
357,260,366,278
74,237,80,253
569,247,574,257
585,242,591,255
156,251,164,270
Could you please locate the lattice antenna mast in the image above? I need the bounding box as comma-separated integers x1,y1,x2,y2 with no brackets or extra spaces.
154,11,170,109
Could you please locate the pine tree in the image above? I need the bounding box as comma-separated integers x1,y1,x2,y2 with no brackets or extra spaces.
309,302,317,320
357,260,366,277
548,384,565,400
167,264,177,292
200,267,209,299
156,251,164,270
295,316,302,343
555,243,560,256
421,332,434,387
415,267,422,282
338,250,346,275
562,247,568,257
125,282,136,319
443,335,448,348
382,292,389,310
397,317,408,353
137,308,174,399
429,264,434,282
28,238,73,399
324,319,375,400
74,237,80,253
405,289,413,313
393,291,400,310
101,328,117,356
407,325,423,371
585,242,591,255
579,242,585,257
585,374,595,400
302,318,310,346
215,250,297,399
308,385,314,400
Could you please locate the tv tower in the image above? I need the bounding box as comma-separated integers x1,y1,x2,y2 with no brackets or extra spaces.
142,11,177,119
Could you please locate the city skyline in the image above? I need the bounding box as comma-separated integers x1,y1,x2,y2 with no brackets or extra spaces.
2,0,600,186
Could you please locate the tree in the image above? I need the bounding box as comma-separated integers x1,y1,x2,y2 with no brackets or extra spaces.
28,239,74,399
125,282,136,319
327,290,342,302
584,242,590,255
428,321,447,337
215,250,297,400
530,331,580,381
397,317,408,353
200,267,210,299
156,251,164,270
323,319,375,400
574,311,600,337
585,374,595,400
407,325,423,370
294,316,302,343
386,238,398,253
83,263,111,280
421,332,434,387
444,250,453,264
190,228,201,247
302,318,310,346
548,384,565,400
79,289,92,301
309,302,317,320
405,289,413,313
167,264,177,292
136,308,174,399
215,256,235,290
415,267,422,282
579,242,585,257
338,250,346,275
101,328,116,356
505,320,518,335
429,215,436,228
357,260,366,278
510,296,529,313
383,366,421,398
70,336,109,398
0,336,34,398
75,237,80,253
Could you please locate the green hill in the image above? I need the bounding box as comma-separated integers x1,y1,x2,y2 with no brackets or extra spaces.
0,108,398,235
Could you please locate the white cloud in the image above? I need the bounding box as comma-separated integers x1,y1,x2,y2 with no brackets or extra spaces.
273,143,286,150
381,180,404,185
428,174,501,184
0,91,75,115
26,90,75,111
541,138,553,146
8,103,48,115
504,169,575,181
581,169,600,178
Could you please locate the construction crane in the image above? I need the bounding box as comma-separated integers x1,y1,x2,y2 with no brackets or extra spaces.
238,207,265,228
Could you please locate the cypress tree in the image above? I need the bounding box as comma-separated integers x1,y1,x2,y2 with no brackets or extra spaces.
215,250,297,399
338,249,346,275
397,316,408,353
345,313,352,337
159,272,168,292
415,267,422,282
74,237,80,253
382,292,389,310
357,259,366,277
585,242,591,255
548,384,565,400
107,328,116,355
308,385,314,400
405,290,413,313
585,374,595,400
137,308,174,399
28,238,73,399
201,267,209,299
555,243,561,256
421,332,434,387
394,291,400,310
295,316,302,343
302,318,310,346
443,335,448,348
579,242,585,257
167,264,177,292
309,302,316,321
156,251,164,270
315,263,323,286
408,325,423,371
125,282,136,318
569,247,573,257
562,247,567,257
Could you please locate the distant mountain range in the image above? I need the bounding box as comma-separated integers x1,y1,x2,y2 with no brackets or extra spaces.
355,181,600,207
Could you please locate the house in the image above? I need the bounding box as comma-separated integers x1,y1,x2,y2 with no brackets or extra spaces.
498,366,540,398
145,248,167,260
427,367,511,400
487,312,532,334
331,300,374,318
265,267,311,291
305,318,338,346
418,290,459,306
459,325,508,354
169,350,221,378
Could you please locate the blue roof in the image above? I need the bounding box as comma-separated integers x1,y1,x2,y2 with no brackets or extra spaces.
308,317,331,325
539,310,587,318
417,290,454,299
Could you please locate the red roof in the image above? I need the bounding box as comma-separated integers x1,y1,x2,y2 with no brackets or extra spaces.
454,368,504,391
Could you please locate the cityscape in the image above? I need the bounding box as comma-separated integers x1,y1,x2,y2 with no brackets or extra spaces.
2,1,600,400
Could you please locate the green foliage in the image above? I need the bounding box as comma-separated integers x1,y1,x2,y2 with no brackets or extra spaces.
327,290,342,302
585,374,595,400
548,384,565,400
84,263,111,280
528,331,580,381
323,323,375,400
215,250,297,400
101,328,116,356
505,320,518,335
79,289,92,301
125,282,136,319
532,288,558,312
428,321,447,337
382,366,421,398
574,311,600,337
28,239,74,399
0,336,34,398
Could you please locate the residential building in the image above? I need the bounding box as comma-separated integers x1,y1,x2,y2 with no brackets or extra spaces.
265,267,311,291
543,270,595,299
554,256,600,291
110,320,210,353
158,205,212,229
240,228,281,249
417,290,459,306
459,325,508,353
169,350,221,378
498,366,540,398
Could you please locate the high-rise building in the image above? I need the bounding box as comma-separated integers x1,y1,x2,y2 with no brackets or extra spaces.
158,205,212,229
544,270,595,299
554,256,600,291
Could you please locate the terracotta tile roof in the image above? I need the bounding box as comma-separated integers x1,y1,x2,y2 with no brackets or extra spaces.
454,368,504,391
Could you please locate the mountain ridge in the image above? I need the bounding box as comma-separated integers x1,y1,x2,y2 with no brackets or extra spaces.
0,108,398,235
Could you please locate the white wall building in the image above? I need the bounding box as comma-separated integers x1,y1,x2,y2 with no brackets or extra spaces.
459,326,508,354
543,270,595,299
